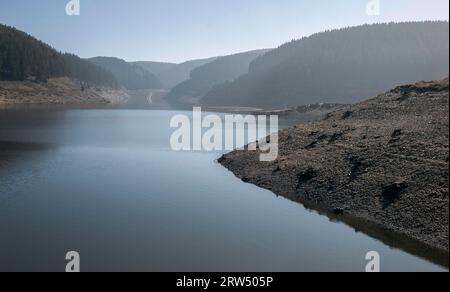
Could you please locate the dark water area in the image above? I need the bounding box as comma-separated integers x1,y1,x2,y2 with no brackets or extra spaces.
0,109,447,272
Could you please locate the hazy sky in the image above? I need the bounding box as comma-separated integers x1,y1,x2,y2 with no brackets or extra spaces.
0,0,448,63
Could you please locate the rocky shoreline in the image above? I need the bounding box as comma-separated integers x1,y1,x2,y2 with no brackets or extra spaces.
0,78,129,107
219,79,449,255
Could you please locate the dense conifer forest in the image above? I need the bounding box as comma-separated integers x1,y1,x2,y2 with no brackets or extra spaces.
0,24,118,88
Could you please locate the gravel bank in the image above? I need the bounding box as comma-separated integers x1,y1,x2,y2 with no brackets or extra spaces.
219,79,449,253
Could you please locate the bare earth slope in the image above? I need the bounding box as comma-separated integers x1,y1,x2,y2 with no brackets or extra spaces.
0,78,129,106
219,79,449,252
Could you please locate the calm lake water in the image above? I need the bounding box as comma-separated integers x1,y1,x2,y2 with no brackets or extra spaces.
0,109,447,272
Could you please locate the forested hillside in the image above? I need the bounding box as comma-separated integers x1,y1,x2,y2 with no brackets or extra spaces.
0,24,118,88
135,57,218,89
88,57,162,90
165,49,270,107
131,61,176,80
63,54,118,88
203,22,449,109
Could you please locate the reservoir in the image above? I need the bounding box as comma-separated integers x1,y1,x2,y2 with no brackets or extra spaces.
0,109,447,272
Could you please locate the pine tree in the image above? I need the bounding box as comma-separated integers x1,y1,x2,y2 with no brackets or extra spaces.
0,24,118,87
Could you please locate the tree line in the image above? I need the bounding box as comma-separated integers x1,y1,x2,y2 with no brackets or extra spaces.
203,21,449,109
0,24,118,88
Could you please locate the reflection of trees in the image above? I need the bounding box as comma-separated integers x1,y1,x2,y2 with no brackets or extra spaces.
0,141,52,207
284,196,449,269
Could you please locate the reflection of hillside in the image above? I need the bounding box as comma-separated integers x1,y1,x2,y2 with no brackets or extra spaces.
293,198,449,269
0,109,64,204
0,140,53,173
0,109,68,145
0,141,53,205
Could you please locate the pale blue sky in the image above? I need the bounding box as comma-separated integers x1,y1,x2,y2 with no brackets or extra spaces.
0,0,448,63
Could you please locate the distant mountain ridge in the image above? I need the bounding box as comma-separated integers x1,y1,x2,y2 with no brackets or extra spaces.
203,21,449,109
131,61,176,80
0,24,118,88
134,57,218,89
164,49,271,107
88,57,162,90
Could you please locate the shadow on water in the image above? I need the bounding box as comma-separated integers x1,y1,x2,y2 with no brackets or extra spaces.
0,108,63,204
0,140,51,151
282,195,449,269
0,141,52,170
0,140,54,206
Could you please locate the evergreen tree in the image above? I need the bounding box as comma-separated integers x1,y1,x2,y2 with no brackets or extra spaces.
203,21,449,108
0,24,118,88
